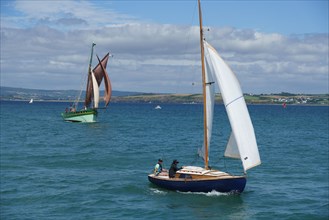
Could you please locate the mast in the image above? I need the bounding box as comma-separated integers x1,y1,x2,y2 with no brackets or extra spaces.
84,42,96,107
198,0,209,169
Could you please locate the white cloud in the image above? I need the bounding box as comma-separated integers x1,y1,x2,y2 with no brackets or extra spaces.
0,0,328,94
2,0,137,29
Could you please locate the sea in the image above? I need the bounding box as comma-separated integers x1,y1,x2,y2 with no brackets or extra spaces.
1,101,328,220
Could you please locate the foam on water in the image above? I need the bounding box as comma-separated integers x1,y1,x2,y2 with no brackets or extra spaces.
149,188,168,195
179,190,232,197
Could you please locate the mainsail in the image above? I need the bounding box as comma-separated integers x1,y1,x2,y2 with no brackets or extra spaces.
85,53,112,108
198,50,215,161
203,41,261,172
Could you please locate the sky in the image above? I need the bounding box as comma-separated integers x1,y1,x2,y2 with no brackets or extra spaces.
1,0,328,94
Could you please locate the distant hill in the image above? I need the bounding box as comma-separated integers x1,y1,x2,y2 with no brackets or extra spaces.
0,86,328,105
0,86,144,101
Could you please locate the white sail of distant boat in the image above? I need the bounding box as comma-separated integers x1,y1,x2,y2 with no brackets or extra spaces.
148,0,261,193
29,98,33,104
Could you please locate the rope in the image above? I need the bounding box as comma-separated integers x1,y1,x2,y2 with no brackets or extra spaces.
189,153,201,165
73,47,93,109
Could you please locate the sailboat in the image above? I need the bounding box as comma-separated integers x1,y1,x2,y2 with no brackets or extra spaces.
29,98,33,104
61,43,112,123
148,0,261,193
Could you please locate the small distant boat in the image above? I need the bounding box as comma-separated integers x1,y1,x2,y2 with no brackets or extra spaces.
61,43,112,123
155,105,162,110
148,0,261,193
29,98,33,104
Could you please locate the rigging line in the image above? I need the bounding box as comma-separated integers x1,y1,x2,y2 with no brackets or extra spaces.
74,71,86,108
74,46,95,108
75,74,86,106
75,55,90,108
190,153,200,165
225,95,244,108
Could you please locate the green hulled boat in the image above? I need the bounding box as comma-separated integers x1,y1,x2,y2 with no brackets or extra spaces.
62,43,112,123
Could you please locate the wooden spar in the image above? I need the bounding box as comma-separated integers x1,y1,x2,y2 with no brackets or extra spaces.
84,42,96,108
198,0,209,170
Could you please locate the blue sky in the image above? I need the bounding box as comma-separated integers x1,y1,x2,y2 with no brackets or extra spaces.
1,0,328,94
108,1,328,34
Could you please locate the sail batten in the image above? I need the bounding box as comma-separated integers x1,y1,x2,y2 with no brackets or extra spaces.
203,41,261,172
225,95,244,107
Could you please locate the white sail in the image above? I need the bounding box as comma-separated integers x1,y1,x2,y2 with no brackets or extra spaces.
224,132,240,159
91,70,99,108
204,41,261,172
198,54,216,161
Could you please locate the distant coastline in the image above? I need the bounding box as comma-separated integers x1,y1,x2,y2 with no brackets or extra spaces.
1,86,328,105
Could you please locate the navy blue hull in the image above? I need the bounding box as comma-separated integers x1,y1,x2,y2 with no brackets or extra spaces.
148,176,246,193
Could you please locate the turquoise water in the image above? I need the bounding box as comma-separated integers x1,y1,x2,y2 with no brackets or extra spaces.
1,101,328,219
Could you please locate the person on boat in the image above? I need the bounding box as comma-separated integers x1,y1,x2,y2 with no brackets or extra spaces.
70,104,76,112
154,159,167,176
169,159,182,178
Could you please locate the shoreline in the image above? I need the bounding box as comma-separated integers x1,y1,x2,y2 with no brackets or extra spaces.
1,99,328,106
1,87,328,105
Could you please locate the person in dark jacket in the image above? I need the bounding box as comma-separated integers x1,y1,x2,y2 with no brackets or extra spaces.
169,159,181,178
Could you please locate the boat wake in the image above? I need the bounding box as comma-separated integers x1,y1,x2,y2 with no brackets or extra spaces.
179,190,233,197
149,188,167,195
149,187,238,197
